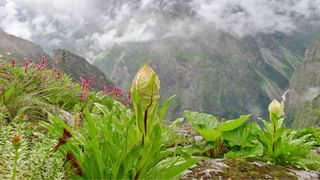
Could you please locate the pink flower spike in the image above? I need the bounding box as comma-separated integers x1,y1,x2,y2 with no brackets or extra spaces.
12,59,16,67
57,69,61,79
24,59,29,73
51,66,55,77
124,98,129,107
128,91,131,100
88,76,93,89
38,56,46,70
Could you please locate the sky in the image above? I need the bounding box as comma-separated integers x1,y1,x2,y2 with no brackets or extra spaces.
0,0,320,61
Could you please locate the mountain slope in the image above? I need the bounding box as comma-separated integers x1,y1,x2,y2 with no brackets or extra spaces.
0,29,114,90
0,28,52,64
52,49,114,89
288,40,320,128
94,29,313,119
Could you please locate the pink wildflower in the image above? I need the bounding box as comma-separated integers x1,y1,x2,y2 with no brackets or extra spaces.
24,59,29,73
38,56,46,70
57,69,61,79
88,76,93,89
12,59,16,67
113,87,120,97
124,98,129,107
52,65,55,77
80,77,90,101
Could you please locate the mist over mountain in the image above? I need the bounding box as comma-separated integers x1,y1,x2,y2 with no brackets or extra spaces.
1,0,320,120
1,0,320,60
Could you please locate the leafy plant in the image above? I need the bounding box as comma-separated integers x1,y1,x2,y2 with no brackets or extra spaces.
296,127,320,147
0,60,81,122
222,123,263,158
184,110,250,157
0,118,63,180
258,99,315,168
42,64,201,179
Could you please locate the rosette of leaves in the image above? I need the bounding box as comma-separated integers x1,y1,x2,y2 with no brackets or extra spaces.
184,110,251,157
258,99,316,168
222,123,263,158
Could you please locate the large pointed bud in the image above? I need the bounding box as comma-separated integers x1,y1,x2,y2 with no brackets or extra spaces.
131,64,160,110
268,99,284,117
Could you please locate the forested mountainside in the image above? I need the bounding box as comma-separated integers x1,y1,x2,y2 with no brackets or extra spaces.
94,28,320,119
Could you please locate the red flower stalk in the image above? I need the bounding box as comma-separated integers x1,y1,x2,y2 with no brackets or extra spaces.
38,56,46,70
124,98,129,107
63,151,83,178
50,128,72,153
12,59,16,67
101,86,112,96
88,76,93,89
63,128,72,138
50,137,67,153
80,77,92,100
113,87,120,97
52,66,55,77
128,91,131,100
57,69,61,79
24,59,29,73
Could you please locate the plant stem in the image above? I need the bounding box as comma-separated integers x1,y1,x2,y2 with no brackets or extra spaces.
11,147,19,180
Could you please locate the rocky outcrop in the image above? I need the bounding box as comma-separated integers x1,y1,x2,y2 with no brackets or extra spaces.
180,159,319,180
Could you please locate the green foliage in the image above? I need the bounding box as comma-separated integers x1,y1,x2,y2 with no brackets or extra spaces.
296,127,320,147
222,123,263,158
184,110,251,157
0,119,63,179
184,110,250,142
258,100,316,168
41,67,201,180
0,62,81,122
43,100,201,179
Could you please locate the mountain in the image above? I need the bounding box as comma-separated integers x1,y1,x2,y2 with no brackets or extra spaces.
0,28,53,64
0,29,113,90
94,28,320,119
288,40,320,128
52,49,114,89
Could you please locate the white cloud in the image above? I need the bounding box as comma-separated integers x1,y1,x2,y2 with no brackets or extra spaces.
0,0,319,60
0,1,31,39
192,0,320,37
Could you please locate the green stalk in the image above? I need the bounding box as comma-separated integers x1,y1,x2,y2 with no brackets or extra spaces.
11,146,19,180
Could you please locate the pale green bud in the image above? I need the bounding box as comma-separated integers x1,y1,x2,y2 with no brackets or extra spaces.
131,64,160,110
268,99,284,117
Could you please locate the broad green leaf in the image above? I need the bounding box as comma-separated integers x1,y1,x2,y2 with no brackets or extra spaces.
224,141,263,158
184,110,218,130
218,115,251,132
159,157,204,179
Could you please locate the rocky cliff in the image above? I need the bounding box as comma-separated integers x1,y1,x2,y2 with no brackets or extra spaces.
289,40,320,128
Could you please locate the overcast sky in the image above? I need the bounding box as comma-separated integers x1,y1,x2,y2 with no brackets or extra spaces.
0,0,320,60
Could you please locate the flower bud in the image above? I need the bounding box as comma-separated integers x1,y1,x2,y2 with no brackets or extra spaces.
268,99,284,117
11,135,21,148
131,64,160,110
